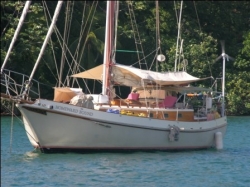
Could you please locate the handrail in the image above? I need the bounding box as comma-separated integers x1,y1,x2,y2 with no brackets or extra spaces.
1,69,41,100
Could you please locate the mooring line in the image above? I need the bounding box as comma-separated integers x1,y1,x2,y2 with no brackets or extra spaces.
2,100,38,153
10,101,14,153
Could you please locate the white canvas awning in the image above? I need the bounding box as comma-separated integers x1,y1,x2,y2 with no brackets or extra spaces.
71,64,206,87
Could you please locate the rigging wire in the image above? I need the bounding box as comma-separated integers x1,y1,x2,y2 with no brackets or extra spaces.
42,1,60,86
2,102,40,151
127,1,148,70
62,1,98,89
174,1,183,72
41,1,159,101
9,101,14,153
59,1,73,87
151,1,160,107
71,0,87,83
134,48,158,68
193,1,213,79
155,0,162,64
42,1,97,89
63,1,83,87
73,1,87,62
62,1,83,88
1,7,18,38
75,1,98,70
67,1,98,89
41,1,95,89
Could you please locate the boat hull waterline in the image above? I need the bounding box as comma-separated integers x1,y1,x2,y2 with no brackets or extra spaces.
16,99,227,152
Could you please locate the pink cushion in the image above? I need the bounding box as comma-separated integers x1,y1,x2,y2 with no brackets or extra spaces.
159,96,177,108
127,93,139,100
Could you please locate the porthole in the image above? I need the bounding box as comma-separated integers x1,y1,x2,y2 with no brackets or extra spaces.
178,113,182,118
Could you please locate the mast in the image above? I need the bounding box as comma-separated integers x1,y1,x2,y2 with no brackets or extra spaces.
102,1,117,98
156,0,160,72
113,1,119,62
221,53,226,117
174,1,183,72
1,1,32,73
22,1,63,98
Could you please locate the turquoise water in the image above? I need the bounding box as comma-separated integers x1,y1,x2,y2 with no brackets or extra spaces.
1,116,250,187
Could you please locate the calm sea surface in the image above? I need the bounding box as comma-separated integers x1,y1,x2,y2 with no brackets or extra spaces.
1,116,250,187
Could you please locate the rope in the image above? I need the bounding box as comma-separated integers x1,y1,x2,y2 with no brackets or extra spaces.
41,2,98,88
9,101,14,153
193,1,213,79
66,1,98,89
127,1,148,70
155,0,161,73
42,2,60,85
75,1,98,73
1,5,18,37
174,1,183,72
133,48,158,68
73,1,87,63
59,1,72,87
2,100,40,150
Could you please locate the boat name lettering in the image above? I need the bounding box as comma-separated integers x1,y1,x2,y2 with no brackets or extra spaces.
79,110,93,116
55,105,78,113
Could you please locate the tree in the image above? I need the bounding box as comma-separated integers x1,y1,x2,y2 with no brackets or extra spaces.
1,1,250,115
1,1,48,74
226,31,250,115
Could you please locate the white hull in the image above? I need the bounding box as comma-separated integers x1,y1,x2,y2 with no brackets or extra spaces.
17,99,227,152
2,1,229,154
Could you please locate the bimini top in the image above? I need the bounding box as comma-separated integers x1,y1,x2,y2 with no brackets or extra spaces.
71,63,207,87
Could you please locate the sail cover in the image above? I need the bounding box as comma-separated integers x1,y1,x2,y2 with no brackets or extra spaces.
71,64,202,87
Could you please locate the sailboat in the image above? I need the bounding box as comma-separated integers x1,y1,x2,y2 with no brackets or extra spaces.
1,1,227,153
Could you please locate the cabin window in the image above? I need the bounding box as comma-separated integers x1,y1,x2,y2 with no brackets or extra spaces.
164,113,169,118
149,113,154,118
178,113,182,118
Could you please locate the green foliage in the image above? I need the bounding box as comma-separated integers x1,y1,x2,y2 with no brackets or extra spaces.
1,1,250,115
1,1,48,74
226,31,250,115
